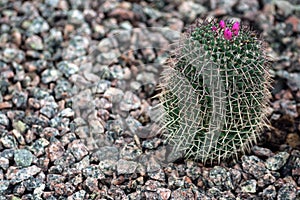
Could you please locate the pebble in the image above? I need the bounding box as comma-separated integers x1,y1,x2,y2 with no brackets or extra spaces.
117,159,138,175
14,149,33,167
25,35,44,50
0,157,9,170
0,112,9,127
27,16,50,34
178,1,207,22
7,165,41,184
68,140,89,161
91,146,119,162
209,166,234,190
119,91,141,111
265,152,290,171
57,61,79,78
68,10,84,25
251,145,275,157
41,68,62,84
240,179,257,193
46,139,65,162
277,183,297,200
104,87,124,103
242,155,269,179
261,185,276,198
82,165,105,179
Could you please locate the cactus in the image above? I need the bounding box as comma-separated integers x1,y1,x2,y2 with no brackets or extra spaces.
156,18,272,164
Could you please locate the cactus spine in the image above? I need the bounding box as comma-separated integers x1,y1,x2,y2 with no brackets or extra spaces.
157,18,271,164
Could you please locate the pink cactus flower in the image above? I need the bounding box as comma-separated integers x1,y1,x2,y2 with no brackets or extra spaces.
219,20,226,29
212,26,217,31
224,28,232,40
232,21,240,36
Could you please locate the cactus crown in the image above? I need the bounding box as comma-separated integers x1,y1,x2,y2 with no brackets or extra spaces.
156,18,271,164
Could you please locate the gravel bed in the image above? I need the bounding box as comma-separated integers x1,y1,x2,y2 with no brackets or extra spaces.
0,0,300,199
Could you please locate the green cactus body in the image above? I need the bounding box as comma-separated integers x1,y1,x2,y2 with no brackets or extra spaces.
157,18,271,164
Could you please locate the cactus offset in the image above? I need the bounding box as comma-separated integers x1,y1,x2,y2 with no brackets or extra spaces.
156,18,272,164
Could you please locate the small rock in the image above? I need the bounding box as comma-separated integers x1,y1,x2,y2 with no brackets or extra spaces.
0,157,9,170
104,87,124,103
117,159,138,175
14,149,33,167
0,113,9,127
242,155,268,179
67,190,86,200
12,120,27,134
240,179,257,193
277,183,297,200
57,61,79,78
7,165,41,184
119,91,141,111
265,152,290,171
171,188,194,199
257,173,276,188
41,68,62,84
2,48,25,63
91,146,119,162
0,180,10,194
46,139,65,162
178,1,207,22
1,134,17,148
157,188,171,200
83,177,99,192
12,91,28,108
25,35,44,50
27,17,50,34
59,108,74,118
274,0,294,18
68,10,84,25
251,146,274,157
262,185,277,199
68,140,89,161
82,165,105,179
209,166,234,190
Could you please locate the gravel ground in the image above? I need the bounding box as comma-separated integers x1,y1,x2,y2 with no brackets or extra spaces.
0,0,300,199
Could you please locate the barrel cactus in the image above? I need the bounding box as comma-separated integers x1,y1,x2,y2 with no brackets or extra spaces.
156,18,272,164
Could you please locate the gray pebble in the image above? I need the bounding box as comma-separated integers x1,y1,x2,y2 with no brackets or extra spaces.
14,149,33,167
266,152,290,171
117,159,138,175
82,165,105,179
1,134,17,148
242,155,269,179
262,185,277,199
68,140,89,161
54,80,72,100
57,61,79,78
0,157,9,170
67,190,86,200
91,146,119,162
41,68,62,84
8,165,41,184
209,166,234,190
0,180,10,194
178,1,207,22
68,10,85,25
120,91,141,111
27,17,50,34
25,35,44,50
2,48,25,63
240,179,257,193
0,113,9,127
104,87,124,103
277,183,297,200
